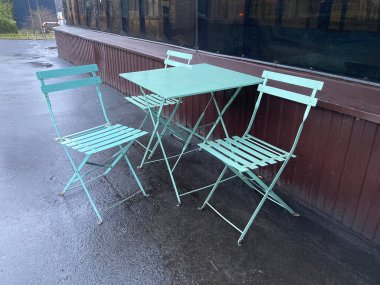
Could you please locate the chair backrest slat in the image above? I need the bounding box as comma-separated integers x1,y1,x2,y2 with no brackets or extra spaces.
262,70,323,90
164,50,193,68
244,70,323,137
164,58,191,67
166,50,193,60
257,84,318,106
36,64,98,80
42,76,102,93
36,64,110,140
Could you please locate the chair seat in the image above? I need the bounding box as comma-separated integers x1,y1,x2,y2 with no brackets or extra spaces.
125,94,179,110
60,124,147,155
199,134,293,172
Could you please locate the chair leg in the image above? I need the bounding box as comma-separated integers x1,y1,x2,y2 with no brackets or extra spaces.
138,112,150,130
244,170,298,216
78,173,103,224
202,87,242,144
61,155,89,195
148,99,182,159
172,95,214,172
62,151,103,224
157,137,182,205
226,168,297,216
211,94,229,137
139,99,165,168
237,185,274,245
103,143,148,197
122,150,148,197
199,166,228,210
102,143,132,175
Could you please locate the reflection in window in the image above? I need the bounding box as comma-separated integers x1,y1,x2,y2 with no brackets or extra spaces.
62,0,380,83
198,0,380,82
121,0,195,47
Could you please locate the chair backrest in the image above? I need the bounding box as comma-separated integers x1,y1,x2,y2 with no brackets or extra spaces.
244,70,324,156
164,50,193,68
37,64,102,94
257,71,323,107
36,64,110,140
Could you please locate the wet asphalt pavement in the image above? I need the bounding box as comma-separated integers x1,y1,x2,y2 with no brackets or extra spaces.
0,39,379,284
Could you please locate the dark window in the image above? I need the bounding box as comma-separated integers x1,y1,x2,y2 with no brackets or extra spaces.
62,0,380,83
198,0,380,82
121,0,195,47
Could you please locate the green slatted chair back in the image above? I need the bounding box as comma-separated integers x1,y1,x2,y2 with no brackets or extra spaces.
164,50,193,68
244,71,324,138
36,64,110,141
124,50,193,133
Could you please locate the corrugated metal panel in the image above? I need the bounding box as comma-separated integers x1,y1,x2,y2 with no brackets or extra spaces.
55,31,380,246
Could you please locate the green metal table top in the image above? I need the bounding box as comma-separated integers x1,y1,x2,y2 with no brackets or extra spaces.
120,63,263,99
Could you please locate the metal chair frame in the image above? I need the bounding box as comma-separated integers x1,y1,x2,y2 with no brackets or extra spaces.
37,64,148,224
198,70,324,245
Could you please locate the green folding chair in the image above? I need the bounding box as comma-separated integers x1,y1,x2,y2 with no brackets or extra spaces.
37,64,148,224
124,50,193,139
198,71,324,245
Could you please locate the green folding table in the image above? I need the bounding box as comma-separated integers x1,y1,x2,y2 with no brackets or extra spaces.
120,63,262,205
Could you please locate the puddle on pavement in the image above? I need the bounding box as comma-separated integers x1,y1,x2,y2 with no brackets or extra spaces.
29,61,53,68
12,54,40,60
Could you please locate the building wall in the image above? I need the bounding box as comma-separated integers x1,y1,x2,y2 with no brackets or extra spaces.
55,27,380,248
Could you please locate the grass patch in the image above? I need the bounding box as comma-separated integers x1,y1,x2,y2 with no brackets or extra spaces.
0,33,55,40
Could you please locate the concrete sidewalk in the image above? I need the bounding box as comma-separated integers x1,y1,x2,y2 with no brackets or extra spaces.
0,39,379,284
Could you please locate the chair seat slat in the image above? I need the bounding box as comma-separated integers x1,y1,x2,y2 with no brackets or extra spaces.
243,136,284,157
200,135,291,172
70,127,133,150
130,95,156,108
125,96,151,110
62,124,109,140
77,129,144,153
62,124,123,145
126,94,179,109
65,126,127,146
232,137,280,163
207,141,257,168
246,135,290,156
146,94,164,104
135,95,164,108
218,139,269,167
199,143,248,172
86,131,148,155
227,136,277,164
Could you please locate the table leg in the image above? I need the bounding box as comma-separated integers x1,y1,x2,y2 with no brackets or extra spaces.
177,87,244,198
138,89,165,169
171,93,214,172
211,94,229,138
138,87,182,205
203,87,242,143
148,98,182,160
